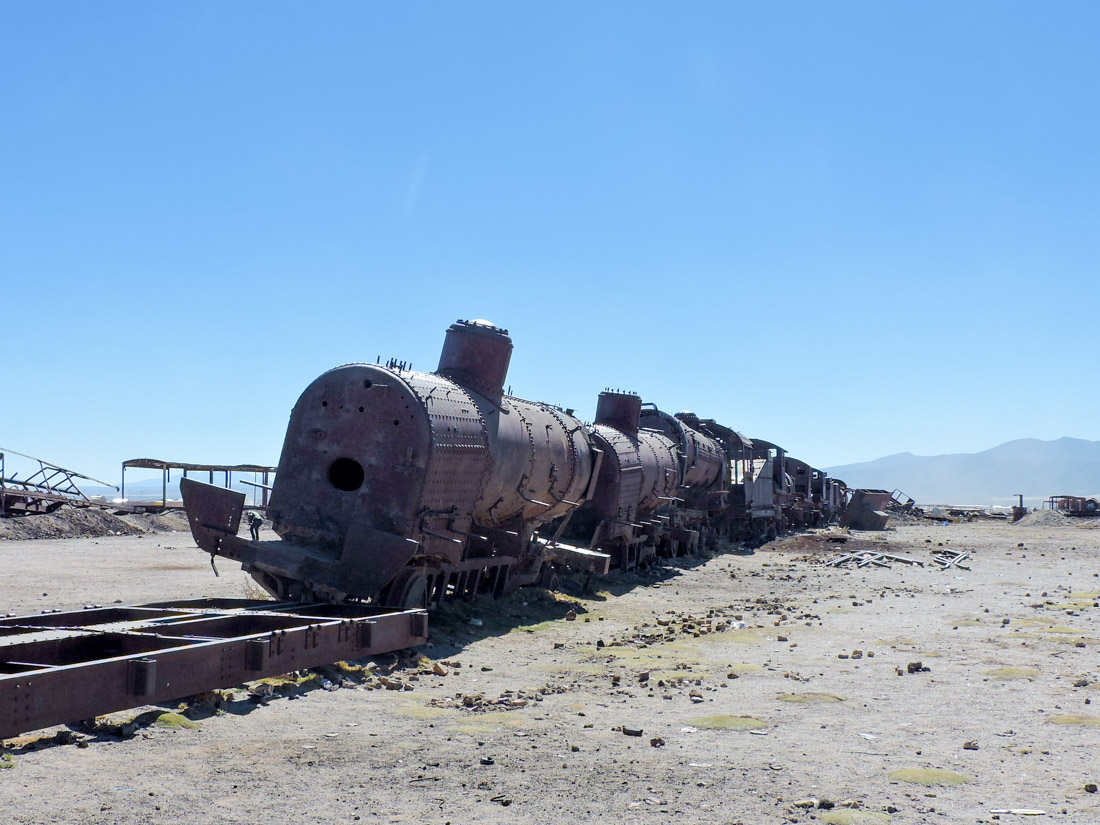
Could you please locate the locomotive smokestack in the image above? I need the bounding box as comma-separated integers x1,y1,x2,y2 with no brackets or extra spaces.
595,390,642,434
437,319,513,400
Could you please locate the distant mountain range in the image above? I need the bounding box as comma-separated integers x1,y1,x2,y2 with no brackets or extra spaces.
825,437,1100,507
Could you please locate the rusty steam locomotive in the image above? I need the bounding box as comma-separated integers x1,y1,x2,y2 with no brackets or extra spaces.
182,319,848,608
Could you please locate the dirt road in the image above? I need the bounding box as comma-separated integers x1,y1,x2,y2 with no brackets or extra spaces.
2,518,1098,824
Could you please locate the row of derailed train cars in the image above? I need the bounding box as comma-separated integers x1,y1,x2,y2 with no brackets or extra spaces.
181,319,858,610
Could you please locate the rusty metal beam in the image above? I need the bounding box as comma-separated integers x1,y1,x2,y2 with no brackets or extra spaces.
0,599,427,741
122,458,276,474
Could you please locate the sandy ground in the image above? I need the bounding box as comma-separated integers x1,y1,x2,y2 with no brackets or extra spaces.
1,517,1099,824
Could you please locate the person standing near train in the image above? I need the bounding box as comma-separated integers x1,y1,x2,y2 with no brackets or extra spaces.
247,511,263,541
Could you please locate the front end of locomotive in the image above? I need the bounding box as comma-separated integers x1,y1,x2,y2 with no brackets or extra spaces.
182,359,482,603
182,318,599,607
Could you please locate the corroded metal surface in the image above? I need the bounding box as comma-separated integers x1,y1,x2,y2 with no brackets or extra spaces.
640,407,725,494
0,599,427,741
840,489,893,530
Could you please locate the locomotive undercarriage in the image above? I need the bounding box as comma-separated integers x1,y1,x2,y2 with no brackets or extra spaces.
195,478,827,613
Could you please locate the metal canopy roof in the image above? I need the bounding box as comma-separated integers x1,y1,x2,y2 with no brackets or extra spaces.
122,458,277,473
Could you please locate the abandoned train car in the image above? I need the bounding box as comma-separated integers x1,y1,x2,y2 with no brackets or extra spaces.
181,319,848,608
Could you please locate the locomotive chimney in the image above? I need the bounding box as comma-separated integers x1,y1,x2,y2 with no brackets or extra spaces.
436,319,513,400
595,391,642,434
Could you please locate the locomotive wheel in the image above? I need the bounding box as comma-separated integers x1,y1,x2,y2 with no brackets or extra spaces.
536,563,560,592
384,570,429,609
248,570,301,601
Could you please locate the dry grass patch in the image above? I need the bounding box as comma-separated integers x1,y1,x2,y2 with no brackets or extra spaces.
687,714,767,730
1015,617,1059,627
1048,714,1100,726
1034,625,1081,634
777,692,845,703
889,768,970,786
449,712,531,735
1048,600,1096,611
396,701,449,722
532,662,605,676
981,667,1040,680
820,812,891,825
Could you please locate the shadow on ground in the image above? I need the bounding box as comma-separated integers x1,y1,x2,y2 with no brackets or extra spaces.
0,549,747,761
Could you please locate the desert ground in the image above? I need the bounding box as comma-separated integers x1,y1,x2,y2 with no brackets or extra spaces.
1,511,1098,824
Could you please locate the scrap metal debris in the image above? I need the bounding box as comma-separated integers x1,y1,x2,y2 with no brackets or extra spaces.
0,447,116,515
826,547,974,571
826,550,924,568
931,549,971,570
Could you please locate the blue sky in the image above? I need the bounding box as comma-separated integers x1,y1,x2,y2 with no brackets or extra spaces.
3,2,1098,486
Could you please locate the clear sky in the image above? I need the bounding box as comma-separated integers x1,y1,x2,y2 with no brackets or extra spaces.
3,2,1098,486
